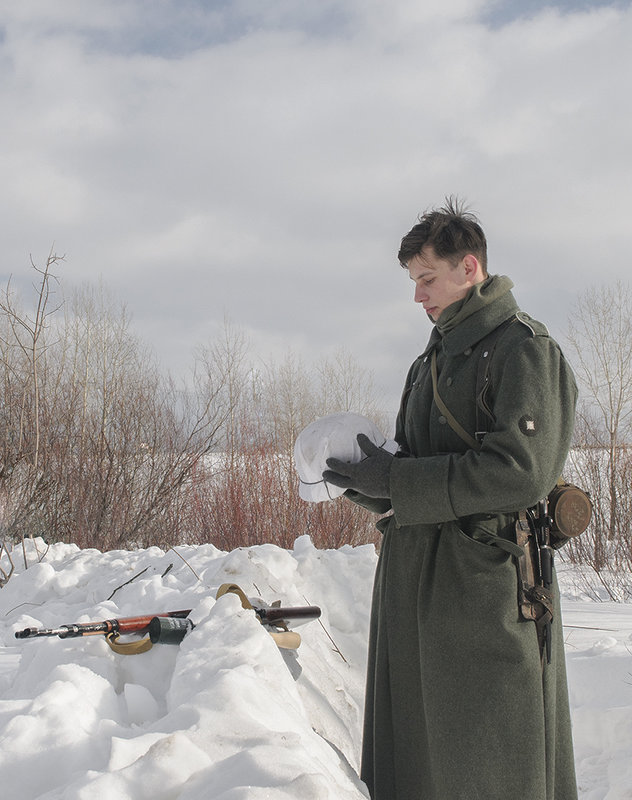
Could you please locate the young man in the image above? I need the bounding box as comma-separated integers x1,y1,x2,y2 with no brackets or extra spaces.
324,199,578,799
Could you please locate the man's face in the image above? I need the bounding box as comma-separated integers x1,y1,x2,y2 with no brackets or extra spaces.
405,246,481,321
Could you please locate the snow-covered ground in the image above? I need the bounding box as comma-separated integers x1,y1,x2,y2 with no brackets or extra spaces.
0,536,631,799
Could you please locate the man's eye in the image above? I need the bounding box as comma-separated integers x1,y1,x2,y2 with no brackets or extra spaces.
424,278,435,286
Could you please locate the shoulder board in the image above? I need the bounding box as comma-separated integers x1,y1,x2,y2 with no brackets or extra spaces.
514,311,549,337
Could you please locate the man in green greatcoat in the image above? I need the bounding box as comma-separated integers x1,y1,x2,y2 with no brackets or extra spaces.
324,199,578,800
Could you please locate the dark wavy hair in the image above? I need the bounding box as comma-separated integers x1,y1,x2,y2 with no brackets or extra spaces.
398,197,488,276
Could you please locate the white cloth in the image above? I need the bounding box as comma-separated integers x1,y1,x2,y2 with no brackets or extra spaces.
294,412,399,503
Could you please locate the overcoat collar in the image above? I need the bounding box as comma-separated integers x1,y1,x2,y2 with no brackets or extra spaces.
420,275,519,358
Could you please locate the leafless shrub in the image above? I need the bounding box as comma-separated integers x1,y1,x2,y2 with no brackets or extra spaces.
178,443,380,551
0,259,230,553
0,260,385,563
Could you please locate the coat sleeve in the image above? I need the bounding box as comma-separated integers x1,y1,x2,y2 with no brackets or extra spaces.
389,333,578,526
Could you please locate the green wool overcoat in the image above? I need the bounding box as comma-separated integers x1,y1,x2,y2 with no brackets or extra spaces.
349,276,578,800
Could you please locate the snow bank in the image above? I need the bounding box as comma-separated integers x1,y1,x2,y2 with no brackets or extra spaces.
1,538,631,799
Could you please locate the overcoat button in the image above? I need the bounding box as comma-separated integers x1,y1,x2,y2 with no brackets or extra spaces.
446,377,453,386
464,348,472,356
438,416,447,425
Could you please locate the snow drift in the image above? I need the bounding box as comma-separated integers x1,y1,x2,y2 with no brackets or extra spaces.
1,536,631,799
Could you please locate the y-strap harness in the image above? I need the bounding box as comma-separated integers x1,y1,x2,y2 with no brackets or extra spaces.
430,315,518,453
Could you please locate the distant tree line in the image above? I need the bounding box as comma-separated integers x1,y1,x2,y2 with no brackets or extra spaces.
0,253,386,571
1,255,631,597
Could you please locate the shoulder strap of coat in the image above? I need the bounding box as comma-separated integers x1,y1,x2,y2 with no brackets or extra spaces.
475,315,518,438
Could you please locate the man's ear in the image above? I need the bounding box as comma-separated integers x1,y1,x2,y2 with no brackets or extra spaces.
462,253,483,281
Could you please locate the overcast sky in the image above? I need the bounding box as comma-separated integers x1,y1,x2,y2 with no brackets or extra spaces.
1,0,631,417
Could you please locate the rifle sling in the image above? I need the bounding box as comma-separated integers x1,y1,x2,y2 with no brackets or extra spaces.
106,631,154,655
431,349,480,452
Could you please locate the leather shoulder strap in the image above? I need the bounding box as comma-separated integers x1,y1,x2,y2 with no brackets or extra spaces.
431,349,481,452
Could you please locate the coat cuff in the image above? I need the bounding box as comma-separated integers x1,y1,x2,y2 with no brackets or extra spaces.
390,455,457,526
343,490,392,516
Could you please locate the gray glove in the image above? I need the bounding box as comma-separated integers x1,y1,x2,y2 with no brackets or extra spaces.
322,433,393,498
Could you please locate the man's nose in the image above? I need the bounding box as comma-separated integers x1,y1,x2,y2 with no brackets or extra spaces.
414,285,428,304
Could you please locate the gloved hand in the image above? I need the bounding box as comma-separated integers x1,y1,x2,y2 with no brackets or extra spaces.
322,433,393,498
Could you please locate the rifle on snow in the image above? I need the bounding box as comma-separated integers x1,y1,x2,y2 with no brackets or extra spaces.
14,583,321,654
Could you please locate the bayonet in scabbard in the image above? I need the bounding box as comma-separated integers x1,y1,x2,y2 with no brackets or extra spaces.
254,604,321,628
534,499,555,665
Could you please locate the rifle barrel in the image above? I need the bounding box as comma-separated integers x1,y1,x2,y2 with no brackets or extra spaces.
255,605,321,626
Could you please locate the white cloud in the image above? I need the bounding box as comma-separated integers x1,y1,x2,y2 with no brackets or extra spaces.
1,0,631,417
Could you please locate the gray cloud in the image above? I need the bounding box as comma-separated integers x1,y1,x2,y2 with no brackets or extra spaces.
1,0,631,420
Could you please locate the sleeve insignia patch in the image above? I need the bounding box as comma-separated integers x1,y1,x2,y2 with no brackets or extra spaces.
519,415,537,436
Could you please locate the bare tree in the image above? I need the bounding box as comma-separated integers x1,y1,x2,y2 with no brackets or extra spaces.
193,317,251,460
563,282,632,588
566,282,632,538
316,346,391,434
0,250,63,471
0,252,64,552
